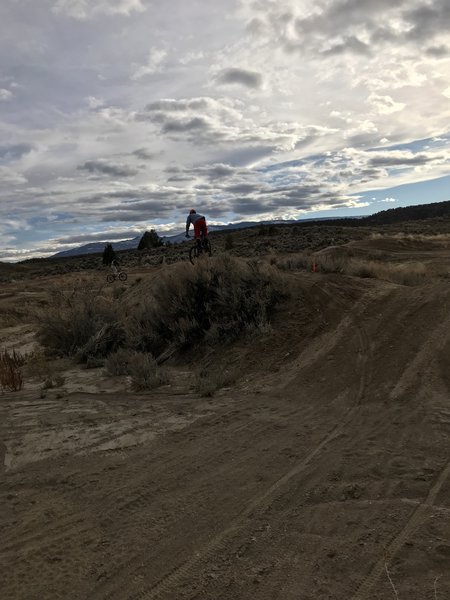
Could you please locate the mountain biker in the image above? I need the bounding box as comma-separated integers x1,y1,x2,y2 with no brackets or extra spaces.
185,209,208,248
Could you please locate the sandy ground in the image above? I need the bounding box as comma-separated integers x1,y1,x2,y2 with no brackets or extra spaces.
1,244,450,600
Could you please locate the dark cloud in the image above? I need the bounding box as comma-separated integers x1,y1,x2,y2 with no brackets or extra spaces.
404,1,450,41
194,163,236,179
144,99,209,113
224,183,260,194
132,148,156,160
162,116,209,133
78,159,139,177
216,68,263,89
0,143,33,162
323,36,371,56
368,153,440,167
425,45,450,57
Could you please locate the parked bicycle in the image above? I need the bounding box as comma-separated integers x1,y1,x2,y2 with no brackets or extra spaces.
189,236,212,265
106,271,127,283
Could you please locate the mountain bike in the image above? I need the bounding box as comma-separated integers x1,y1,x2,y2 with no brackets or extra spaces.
106,271,127,283
189,236,212,264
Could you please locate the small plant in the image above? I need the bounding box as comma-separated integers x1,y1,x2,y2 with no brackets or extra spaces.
42,375,65,389
194,368,238,397
128,353,168,391
224,233,234,250
0,349,24,392
105,348,139,376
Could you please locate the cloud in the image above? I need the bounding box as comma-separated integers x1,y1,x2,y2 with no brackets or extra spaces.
131,47,168,79
322,36,371,56
51,0,146,20
0,166,27,184
368,94,406,115
0,144,34,162
61,228,142,244
85,96,105,109
367,151,442,167
381,197,397,202
132,148,156,160
78,159,139,177
0,89,13,101
425,45,450,57
216,68,263,88
137,96,331,154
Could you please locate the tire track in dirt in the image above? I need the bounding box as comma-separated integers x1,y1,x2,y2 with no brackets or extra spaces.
351,459,450,600
0,517,89,558
95,287,376,600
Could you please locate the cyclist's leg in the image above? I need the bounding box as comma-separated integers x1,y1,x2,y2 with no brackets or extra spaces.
193,220,202,249
199,219,208,249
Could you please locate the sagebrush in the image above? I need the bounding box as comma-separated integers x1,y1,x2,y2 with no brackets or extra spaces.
0,349,24,392
124,256,284,356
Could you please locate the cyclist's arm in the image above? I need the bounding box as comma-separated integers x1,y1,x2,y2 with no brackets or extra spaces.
186,215,191,236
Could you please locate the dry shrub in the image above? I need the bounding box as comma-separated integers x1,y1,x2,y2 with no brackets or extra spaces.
0,349,24,391
105,349,168,390
125,256,283,356
128,353,168,391
42,375,65,389
194,367,238,397
36,282,124,359
105,348,139,376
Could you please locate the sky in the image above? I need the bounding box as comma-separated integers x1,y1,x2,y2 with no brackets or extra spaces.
0,0,449,260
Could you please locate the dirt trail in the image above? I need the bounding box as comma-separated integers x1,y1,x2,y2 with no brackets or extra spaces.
1,268,450,599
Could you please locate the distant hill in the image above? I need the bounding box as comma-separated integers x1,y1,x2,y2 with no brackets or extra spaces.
363,199,450,225
50,217,351,259
48,200,450,259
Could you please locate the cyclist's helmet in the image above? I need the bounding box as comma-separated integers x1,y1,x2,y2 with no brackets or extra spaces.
190,209,196,214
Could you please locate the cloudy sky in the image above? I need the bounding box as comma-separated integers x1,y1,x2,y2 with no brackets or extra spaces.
1,0,449,260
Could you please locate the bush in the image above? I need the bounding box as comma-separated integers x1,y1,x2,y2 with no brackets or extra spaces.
128,353,168,391
194,368,238,397
224,234,234,250
125,256,283,356
0,349,23,392
36,282,123,359
105,348,139,376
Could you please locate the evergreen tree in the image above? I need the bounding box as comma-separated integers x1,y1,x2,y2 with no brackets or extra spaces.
138,229,162,250
102,243,116,266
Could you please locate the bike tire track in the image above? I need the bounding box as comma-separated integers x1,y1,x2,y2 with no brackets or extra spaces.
105,298,374,600
351,459,450,600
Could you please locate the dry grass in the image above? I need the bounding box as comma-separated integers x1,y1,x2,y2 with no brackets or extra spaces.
128,353,169,391
194,367,239,397
371,232,450,245
0,349,24,392
277,252,447,286
105,348,169,390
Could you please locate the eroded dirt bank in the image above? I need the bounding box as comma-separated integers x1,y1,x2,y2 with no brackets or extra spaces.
1,267,450,600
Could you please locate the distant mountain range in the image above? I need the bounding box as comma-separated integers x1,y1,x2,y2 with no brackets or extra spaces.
51,217,341,258
50,199,450,258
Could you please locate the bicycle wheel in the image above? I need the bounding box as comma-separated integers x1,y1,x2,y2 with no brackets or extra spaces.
189,244,200,265
118,272,127,282
106,273,115,284
203,238,212,257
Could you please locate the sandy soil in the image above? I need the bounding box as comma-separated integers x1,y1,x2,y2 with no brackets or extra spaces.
1,242,450,600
